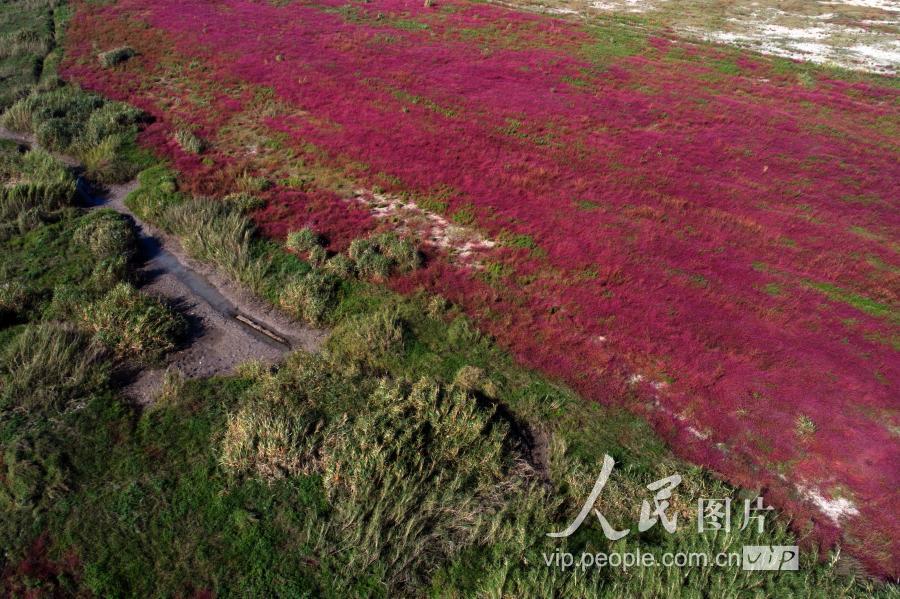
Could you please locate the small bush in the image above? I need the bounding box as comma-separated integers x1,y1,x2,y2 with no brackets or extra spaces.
348,232,421,279
279,269,339,325
175,128,205,154
78,282,186,363
324,253,354,278
73,210,135,261
285,226,320,253
98,46,135,68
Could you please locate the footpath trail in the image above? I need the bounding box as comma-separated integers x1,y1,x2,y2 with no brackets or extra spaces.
1,129,325,403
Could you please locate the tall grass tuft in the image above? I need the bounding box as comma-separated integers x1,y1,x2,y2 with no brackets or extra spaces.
0,322,108,413
163,198,269,292
327,305,407,370
278,269,339,324
175,128,205,154
78,282,186,363
348,231,421,279
97,46,135,68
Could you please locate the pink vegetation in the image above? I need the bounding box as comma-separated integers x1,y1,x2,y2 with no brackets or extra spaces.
62,0,899,576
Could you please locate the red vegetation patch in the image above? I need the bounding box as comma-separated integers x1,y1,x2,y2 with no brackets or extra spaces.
0,533,81,596
62,0,899,576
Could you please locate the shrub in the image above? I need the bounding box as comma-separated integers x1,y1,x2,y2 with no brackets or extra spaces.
78,282,186,363
175,128,205,154
98,46,135,68
324,253,354,278
348,232,421,279
279,269,339,324
73,210,135,261
285,226,320,253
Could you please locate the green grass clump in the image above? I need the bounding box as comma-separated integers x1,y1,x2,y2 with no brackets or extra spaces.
285,226,321,253
223,191,265,213
327,304,407,370
0,148,75,221
324,252,354,277
97,46,135,68
279,269,340,324
72,209,136,261
78,282,186,363
2,86,149,183
163,197,268,292
348,231,421,279
220,388,318,482
174,128,205,154
125,164,184,222
0,322,108,413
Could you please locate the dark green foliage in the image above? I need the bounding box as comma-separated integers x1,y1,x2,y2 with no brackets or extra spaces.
97,46,135,68
348,231,421,279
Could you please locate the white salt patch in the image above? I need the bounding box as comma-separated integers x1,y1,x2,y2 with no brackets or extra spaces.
796,484,861,525
349,190,495,267
820,0,900,12
546,6,579,14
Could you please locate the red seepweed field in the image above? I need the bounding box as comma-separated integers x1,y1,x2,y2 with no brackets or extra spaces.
62,0,898,576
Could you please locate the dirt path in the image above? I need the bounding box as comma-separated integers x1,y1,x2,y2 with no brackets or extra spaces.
2,129,325,403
